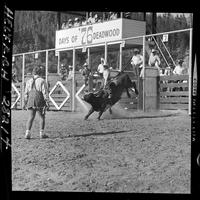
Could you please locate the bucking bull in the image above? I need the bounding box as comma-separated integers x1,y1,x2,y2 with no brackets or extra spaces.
82,72,138,120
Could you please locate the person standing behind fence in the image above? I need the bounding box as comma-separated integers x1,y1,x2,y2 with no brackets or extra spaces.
148,49,161,71
23,65,49,139
164,65,173,76
97,58,105,88
131,48,143,77
173,59,186,75
81,62,92,86
87,12,95,24
97,58,105,77
67,65,73,81
102,62,111,89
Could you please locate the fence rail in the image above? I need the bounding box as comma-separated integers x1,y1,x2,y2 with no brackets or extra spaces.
11,28,192,113
159,75,189,110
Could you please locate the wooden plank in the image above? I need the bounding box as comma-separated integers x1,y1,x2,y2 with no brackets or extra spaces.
160,82,188,88
49,107,71,111
49,102,71,107
49,101,70,105
160,75,189,81
160,91,189,96
160,103,188,110
50,94,72,98
160,97,189,103
49,105,71,109
49,86,72,91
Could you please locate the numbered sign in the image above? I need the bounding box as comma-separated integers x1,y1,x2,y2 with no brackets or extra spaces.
121,41,125,48
35,53,38,59
55,51,59,56
162,34,168,42
81,26,93,45
82,46,87,53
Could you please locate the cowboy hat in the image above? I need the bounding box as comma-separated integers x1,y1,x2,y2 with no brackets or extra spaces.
83,62,88,67
177,59,184,64
152,49,157,53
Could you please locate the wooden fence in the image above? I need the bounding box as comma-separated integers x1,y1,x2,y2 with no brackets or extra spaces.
159,75,189,110
11,82,22,109
12,73,189,112
11,72,139,112
48,74,72,111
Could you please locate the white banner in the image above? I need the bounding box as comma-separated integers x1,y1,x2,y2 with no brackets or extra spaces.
55,19,122,49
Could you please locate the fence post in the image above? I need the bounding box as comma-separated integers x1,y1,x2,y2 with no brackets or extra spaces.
104,41,107,64
45,50,48,84
21,54,25,108
188,28,192,115
88,47,93,92
119,42,123,71
142,35,146,111
72,47,76,112
57,51,60,75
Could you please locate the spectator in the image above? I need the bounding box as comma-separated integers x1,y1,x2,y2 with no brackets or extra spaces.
97,57,105,78
87,12,95,24
148,49,161,71
173,59,187,91
23,65,49,139
81,63,92,86
94,14,99,23
163,65,173,92
164,65,173,76
131,48,143,77
159,68,164,76
124,12,131,19
81,17,87,26
67,65,74,80
61,20,67,29
102,62,111,89
74,17,81,27
98,16,103,23
111,12,118,20
173,59,186,75
109,12,115,20
60,64,67,81
67,19,73,28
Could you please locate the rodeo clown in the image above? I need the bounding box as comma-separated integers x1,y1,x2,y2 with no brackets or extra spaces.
24,65,49,139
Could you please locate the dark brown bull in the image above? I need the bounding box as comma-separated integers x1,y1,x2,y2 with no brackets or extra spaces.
82,72,138,120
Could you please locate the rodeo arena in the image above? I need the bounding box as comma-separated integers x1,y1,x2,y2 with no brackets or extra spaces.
12,11,192,193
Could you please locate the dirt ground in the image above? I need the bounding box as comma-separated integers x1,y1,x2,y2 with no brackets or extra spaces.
11,106,191,193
